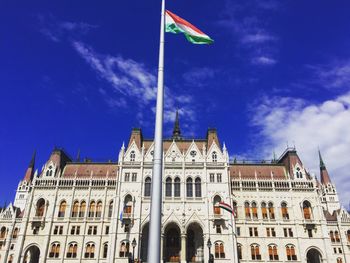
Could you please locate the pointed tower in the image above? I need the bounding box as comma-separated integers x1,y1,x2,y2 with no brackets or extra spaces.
172,110,182,140
14,151,36,211
319,150,331,185
23,150,36,182
318,150,340,214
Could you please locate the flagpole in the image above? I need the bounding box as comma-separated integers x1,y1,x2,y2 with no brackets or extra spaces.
147,0,165,262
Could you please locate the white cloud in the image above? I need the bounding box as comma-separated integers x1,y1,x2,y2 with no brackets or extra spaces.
252,56,277,65
37,14,97,42
73,41,196,126
217,0,279,66
182,67,216,87
249,92,350,205
309,60,350,89
241,33,277,44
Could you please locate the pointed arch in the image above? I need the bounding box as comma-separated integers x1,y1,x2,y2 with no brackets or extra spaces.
58,200,66,218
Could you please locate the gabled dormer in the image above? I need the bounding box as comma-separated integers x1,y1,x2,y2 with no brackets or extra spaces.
206,140,224,163
184,141,204,163
144,142,155,162
124,140,142,163
165,141,182,162
39,148,71,178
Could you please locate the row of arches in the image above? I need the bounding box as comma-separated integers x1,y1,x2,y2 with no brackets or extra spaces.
0,227,19,239
230,200,313,220
34,198,115,219
237,243,297,261
140,222,206,262
144,177,202,198
48,242,108,259
7,241,339,263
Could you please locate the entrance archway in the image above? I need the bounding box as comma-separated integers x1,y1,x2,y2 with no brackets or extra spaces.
163,223,181,262
140,223,149,262
306,248,322,263
186,223,204,263
23,245,40,263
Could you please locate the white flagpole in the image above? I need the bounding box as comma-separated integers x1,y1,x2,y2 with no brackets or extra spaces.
147,0,165,262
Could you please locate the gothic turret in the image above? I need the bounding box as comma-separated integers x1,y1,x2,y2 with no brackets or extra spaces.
23,150,36,182
172,110,182,140
318,150,340,213
319,150,331,185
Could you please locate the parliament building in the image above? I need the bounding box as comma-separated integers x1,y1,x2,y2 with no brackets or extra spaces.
0,113,350,263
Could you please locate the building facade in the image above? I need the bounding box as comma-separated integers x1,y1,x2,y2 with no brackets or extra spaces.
0,115,350,263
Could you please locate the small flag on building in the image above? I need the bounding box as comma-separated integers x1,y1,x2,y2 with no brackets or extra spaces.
219,202,235,216
165,10,214,44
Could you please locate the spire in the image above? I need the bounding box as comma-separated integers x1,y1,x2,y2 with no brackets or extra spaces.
319,149,326,169
29,150,36,168
76,149,81,162
319,150,331,185
24,150,36,182
172,110,182,140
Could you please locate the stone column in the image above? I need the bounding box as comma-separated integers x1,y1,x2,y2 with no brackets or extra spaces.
181,234,187,263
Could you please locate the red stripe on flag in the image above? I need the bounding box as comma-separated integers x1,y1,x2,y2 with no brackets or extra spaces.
165,10,205,35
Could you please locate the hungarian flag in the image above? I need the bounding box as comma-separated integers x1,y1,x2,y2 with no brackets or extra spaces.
165,10,214,44
219,202,235,216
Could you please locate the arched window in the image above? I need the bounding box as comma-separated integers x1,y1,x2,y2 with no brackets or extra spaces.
330,231,335,242
84,243,95,258
144,177,151,197
67,243,78,258
12,228,19,239
214,242,225,258
49,243,60,258
347,230,350,242
261,202,268,219
268,202,275,219
302,201,312,220
268,245,278,260
88,201,96,217
186,178,193,197
58,200,66,218
72,201,79,217
251,202,258,219
232,201,238,218
174,177,181,197
237,244,242,260
335,231,340,242
213,196,222,215
337,258,343,263
119,241,130,257
130,151,135,162
251,244,261,260
195,178,201,197
103,243,108,258
108,200,114,218
7,254,13,263
35,198,45,217
295,167,302,178
245,202,251,219
0,227,7,239
96,201,103,218
124,195,133,214
212,151,217,162
79,201,86,218
281,202,289,220
286,245,297,261
165,177,172,197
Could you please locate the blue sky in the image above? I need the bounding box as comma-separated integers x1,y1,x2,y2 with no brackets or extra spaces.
1,0,350,206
